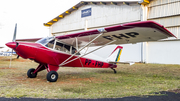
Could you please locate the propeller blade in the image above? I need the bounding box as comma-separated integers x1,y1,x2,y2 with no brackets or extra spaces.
12,23,17,42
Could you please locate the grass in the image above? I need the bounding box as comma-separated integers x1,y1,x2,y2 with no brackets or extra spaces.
0,56,180,99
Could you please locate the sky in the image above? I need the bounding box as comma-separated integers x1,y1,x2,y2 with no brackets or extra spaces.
0,0,140,49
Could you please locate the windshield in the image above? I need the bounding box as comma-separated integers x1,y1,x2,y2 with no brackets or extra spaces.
36,37,54,45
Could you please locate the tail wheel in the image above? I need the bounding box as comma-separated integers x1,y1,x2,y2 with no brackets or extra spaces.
111,68,117,74
47,71,58,82
27,68,37,78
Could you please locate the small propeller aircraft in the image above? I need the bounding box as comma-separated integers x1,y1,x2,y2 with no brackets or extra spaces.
6,21,176,82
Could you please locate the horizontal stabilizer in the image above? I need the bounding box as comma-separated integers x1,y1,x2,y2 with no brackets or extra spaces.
109,61,135,65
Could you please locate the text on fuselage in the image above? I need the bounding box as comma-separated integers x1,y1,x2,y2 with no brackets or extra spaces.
85,59,104,67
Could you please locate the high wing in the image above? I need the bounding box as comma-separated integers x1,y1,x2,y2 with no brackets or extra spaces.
55,21,176,47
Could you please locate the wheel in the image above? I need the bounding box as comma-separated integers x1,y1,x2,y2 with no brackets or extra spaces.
113,69,117,74
46,71,58,82
27,68,37,78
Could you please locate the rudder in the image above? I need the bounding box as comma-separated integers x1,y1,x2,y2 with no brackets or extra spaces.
106,46,123,63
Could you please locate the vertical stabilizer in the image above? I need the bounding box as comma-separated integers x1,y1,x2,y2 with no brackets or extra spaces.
106,46,123,63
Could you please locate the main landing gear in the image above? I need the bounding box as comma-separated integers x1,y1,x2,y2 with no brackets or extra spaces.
27,68,37,78
46,71,58,82
27,64,59,82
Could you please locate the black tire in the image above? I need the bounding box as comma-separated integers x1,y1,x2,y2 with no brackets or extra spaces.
46,71,58,82
27,68,37,78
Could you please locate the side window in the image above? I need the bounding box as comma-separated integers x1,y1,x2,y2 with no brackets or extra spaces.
45,39,80,55
55,42,70,54
71,48,80,55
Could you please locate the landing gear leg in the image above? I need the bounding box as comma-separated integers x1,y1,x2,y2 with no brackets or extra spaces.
111,68,117,74
27,64,46,78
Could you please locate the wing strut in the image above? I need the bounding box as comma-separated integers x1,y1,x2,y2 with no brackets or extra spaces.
76,37,79,51
53,39,57,50
59,33,104,67
59,40,116,67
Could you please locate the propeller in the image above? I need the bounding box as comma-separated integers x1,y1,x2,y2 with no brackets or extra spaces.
9,23,17,68
13,23,17,42
13,24,20,59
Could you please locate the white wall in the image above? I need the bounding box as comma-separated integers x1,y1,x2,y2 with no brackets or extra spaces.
51,3,141,35
146,41,180,64
120,43,142,62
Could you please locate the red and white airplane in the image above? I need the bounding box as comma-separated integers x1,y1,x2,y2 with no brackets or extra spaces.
6,21,176,82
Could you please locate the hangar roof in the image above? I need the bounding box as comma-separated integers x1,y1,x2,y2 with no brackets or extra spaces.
44,0,150,27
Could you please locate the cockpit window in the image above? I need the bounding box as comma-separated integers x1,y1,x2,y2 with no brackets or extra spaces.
46,39,55,48
36,37,54,45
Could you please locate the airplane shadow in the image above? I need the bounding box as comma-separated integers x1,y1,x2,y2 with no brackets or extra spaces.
0,91,180,101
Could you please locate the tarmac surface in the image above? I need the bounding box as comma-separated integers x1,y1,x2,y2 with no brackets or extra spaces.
0,91,180,101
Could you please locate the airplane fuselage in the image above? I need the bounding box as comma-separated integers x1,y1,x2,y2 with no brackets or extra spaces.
6,42,117,72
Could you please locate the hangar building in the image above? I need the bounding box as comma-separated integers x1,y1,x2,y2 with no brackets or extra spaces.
44,0,180,64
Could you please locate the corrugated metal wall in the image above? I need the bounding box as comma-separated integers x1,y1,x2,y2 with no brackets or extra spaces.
148,0,180,39
151,17,180,38
167,27,180,38
148,0,180,19
145,0,180,64
149,0,180,7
